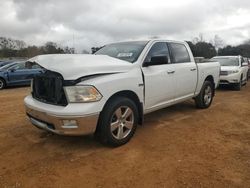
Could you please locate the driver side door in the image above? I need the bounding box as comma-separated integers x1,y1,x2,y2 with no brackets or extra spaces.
141,42,176,112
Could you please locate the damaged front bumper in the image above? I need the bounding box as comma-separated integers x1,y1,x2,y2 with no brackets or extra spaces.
24,95,100,136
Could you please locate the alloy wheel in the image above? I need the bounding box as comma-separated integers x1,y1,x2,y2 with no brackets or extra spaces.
110,106,134,140
204,85,212,105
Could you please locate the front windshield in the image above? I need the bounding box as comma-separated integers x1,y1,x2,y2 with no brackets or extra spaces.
212,57,239,66
95,41,148,63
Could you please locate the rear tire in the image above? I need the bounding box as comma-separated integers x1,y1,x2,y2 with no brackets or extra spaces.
95,97,138,147
0,78,6,90
195,81,214,109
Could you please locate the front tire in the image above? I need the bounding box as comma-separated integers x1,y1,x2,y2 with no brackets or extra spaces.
195,81,214,109
234,76,242,91
95,97,138,147
0,78,6,90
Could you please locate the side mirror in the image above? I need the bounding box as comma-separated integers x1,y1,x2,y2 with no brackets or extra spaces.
144,55,168,67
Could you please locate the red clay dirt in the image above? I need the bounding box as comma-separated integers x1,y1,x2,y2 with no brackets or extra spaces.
0,85,250,187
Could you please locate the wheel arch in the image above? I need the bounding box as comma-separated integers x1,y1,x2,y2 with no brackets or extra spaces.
0,77,6,87
101,90,143,125
204,75,215,96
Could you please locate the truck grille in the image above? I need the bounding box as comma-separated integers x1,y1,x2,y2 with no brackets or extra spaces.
32,71,68,106
220,71,228,76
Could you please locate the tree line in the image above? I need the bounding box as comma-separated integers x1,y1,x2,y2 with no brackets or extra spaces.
1,35,250,59
0,37,75,58
186,34,250,58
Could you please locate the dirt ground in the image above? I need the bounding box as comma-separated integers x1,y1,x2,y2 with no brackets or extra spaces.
0,85,250,188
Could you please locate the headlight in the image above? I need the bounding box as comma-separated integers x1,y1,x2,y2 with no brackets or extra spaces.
64,86,102,103
228,70,239,74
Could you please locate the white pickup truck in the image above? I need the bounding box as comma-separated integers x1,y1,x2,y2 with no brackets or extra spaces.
24,39,220,146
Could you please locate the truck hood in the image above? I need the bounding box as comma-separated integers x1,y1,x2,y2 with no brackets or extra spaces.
29,54,133,80
220,66,240,71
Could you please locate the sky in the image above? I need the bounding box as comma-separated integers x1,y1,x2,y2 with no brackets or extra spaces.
1,0,250,52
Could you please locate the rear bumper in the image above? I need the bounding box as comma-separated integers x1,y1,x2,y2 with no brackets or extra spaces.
24,96,100,136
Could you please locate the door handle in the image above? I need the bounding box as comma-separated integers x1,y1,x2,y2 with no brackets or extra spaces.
190,68,197,71
167,71,175,74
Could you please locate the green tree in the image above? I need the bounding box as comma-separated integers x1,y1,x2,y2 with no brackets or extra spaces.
187,41,216,58
195,42,217,58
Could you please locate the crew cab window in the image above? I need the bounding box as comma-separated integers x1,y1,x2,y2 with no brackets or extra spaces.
144,42,170,64
169,43,191,63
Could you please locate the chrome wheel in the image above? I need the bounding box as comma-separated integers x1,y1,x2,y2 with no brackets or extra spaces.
204,85,212,105
110,106,134,140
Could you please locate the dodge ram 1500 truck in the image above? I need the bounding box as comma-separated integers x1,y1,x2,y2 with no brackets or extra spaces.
24,39,220,146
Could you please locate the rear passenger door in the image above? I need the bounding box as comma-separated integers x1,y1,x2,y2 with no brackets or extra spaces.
168,42,197,100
